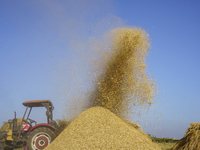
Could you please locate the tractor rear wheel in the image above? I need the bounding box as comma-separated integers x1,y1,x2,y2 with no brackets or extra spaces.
27,127,56,150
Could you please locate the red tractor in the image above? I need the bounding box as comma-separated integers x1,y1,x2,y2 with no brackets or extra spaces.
0,100,58,150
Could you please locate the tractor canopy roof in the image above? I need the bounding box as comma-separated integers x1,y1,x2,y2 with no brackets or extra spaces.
23,100,53,107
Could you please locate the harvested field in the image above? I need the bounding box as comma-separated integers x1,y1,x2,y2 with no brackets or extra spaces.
45,106,160,150
171,122,200,150
156,142,176,150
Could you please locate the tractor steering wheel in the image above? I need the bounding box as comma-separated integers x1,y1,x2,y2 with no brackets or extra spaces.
22,119,29,124
28,118,37,125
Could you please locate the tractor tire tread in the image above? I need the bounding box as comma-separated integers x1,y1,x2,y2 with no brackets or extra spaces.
27,127,56,150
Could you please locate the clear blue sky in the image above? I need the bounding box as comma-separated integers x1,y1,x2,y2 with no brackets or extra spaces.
1,0,200,139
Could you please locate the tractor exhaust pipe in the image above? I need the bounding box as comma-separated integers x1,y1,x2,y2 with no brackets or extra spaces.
13,111,17,133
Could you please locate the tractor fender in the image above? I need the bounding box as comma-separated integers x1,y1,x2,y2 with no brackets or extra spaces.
30,123,58,133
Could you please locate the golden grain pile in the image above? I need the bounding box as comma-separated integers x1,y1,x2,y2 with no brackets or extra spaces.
171,123,200,150
45,107,160,150
89,27,156,117
45,27,158,149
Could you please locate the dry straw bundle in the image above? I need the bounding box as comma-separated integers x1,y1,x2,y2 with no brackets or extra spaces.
0,118,23,132
172,123,200,150
45,107,160,150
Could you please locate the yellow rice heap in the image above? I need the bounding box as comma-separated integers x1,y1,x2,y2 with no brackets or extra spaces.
172,123,200,150
45,107,160,150
45,27,158,149
90,27,156,117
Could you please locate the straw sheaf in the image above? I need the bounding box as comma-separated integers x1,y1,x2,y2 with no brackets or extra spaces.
0,118,23,132
45,107,160,150
171,123,200,150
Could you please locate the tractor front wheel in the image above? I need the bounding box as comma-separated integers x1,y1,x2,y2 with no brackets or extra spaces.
27,127,56,150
